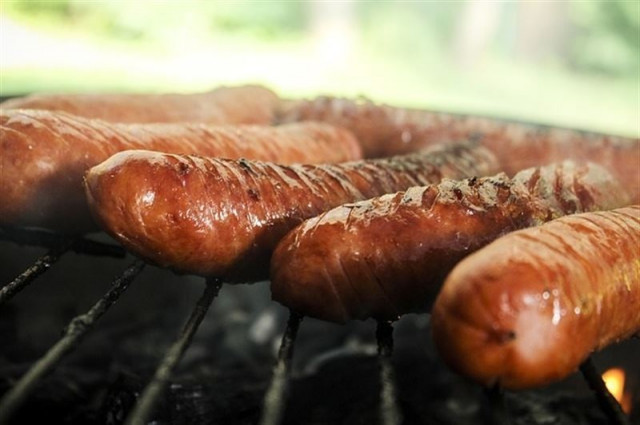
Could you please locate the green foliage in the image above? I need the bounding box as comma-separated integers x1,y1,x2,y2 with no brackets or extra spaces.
5,0,72,18
358,1,463,69
569,0,640,75
208,2,305,38
6,0,638,76
3,0,305,42
1,0,637,136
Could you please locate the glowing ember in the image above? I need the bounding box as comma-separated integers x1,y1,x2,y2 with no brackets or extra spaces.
602,368,631,414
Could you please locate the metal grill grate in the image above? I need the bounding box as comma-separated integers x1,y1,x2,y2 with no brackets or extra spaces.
259,311,302,425
0,226,633,425
125,278,223,425
0,259,144,423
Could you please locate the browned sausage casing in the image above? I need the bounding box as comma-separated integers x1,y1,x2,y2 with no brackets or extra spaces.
278,96,640,203
277,97,440,158
84,142,498,282
270,162,630,323
431,206,640,390
2,84,279,124
0,109,362,232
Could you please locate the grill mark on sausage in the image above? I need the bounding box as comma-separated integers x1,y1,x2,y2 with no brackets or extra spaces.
278,96,639,204
431,206,639,389
270,161,630,322
86,142,498,281
583,210,637,242
1,109,365,232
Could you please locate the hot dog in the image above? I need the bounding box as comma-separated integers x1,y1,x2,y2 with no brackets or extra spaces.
84,142,498,282
1,84,279,124
277,97,639,202
277,97,439,158
0,109,362,232
431,206,640,390
270,162,630,323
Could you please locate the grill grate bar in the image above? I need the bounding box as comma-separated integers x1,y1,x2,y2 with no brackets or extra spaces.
0,260,145,423
0,226,126,258
0,240,73,306
484,384,510,425
259,310,303,425
124,277,223,425
580,357,630,425
376,321,402,425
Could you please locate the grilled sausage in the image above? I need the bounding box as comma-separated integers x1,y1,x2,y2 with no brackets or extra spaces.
278,96,640,203
270,162,630,323
0,109,362,232
1,84,279,124
431,206,640,390
277,97,439,158
84,142,498,282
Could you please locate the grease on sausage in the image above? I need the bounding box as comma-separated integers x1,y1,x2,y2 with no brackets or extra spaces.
269,162,630,323
84,142,498,281
0,109,362,232
431,206,640,389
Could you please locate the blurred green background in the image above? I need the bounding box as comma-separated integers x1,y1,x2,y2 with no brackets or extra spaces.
1,0,638,136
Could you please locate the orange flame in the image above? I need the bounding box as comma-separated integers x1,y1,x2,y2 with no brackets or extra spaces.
602,368,631,414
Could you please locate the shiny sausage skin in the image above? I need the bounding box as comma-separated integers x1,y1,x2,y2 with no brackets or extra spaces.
1,84,278,124
0,109,362,232
84,142,498,282
270,162,630,323
277,96,639,203
431,206,640,390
